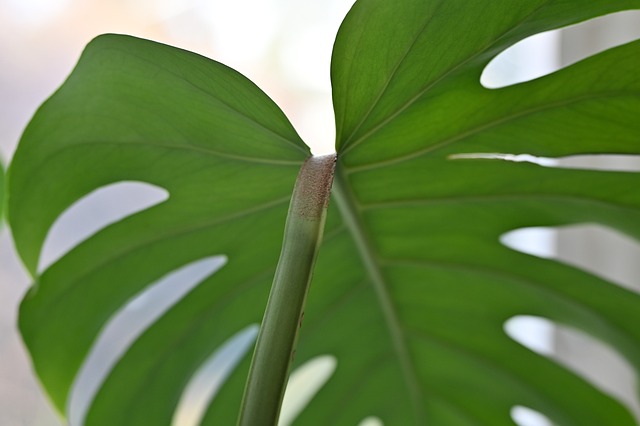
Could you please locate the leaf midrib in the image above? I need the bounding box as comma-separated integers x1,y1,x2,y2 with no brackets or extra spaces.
332,167,425,423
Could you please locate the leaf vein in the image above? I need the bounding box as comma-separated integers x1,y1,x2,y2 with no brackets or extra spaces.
111,45,308,155
32,196,291,337
333,170,426,423
345,90,640,173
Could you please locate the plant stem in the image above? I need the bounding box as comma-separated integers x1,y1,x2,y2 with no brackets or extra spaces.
238,154,336,426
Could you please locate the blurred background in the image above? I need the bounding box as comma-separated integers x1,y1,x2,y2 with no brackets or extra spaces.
1,1,639,425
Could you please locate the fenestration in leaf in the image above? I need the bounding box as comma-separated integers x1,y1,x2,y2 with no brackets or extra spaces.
323,0,640,424
7,1,640,425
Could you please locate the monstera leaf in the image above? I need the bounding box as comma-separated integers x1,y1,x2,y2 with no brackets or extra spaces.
8,0,640,425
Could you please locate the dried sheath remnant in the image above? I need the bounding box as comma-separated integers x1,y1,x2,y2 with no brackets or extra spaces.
292,154,337,219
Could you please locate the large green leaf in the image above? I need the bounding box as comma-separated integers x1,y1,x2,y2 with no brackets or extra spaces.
325,1,640,425
8,1,640,425
9,35,309,423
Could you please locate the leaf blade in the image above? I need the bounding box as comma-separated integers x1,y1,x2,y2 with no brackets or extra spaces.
326,0,640,424
9,34,309,418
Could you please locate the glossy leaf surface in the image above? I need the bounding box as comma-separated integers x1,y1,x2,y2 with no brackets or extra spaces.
326,0,640,424
8,1,640,425
10,35,309,424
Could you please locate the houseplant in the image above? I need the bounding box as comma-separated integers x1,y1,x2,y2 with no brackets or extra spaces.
6,0,640,424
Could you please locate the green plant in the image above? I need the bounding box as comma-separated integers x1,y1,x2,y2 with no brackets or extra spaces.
7,0,640,424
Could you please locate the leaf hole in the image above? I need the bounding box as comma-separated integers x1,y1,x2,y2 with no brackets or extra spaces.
504,316,555,356
553,324,640,421
68,255,225,425
501,227,557,260
482,10,640,89
505,316,640,421
449,152,557,167
502,224,640,293
554,155,640,172
555,224,640,293
449,153,640,173
510,405,553,426
481,29,559,89
172,324,259,426
357,416,384,426
278,355,337,426
559,10,640,72
39,181,169,273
